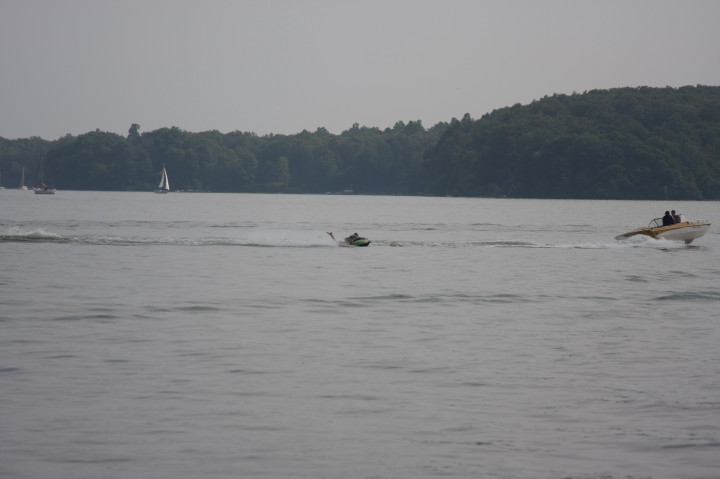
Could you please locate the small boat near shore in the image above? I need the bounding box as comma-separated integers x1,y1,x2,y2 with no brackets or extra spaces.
34,184,56,195
155,165,170,194
32,159,55,194
616,216,711,244
18,167,28,190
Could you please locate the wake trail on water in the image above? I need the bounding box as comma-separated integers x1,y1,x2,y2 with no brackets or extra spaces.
378,236,690,249
0,226,692,249
0,227,339,248
0,227,63,242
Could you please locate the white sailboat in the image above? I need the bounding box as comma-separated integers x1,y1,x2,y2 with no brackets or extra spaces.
32,159,56,194
19,167,28,190
155,165,170,193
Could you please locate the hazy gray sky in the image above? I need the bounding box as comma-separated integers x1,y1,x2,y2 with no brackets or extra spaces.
2,0,719,140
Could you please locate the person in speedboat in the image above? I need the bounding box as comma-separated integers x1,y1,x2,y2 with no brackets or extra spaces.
662,211,676,226
671,210,683,223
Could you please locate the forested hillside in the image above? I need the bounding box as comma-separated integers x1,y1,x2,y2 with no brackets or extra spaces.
1,85,719,199
424,85,720,199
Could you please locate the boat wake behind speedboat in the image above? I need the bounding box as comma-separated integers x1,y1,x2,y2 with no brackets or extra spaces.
616,217,711,244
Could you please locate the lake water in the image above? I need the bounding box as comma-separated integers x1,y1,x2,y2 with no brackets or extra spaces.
1,191,719,479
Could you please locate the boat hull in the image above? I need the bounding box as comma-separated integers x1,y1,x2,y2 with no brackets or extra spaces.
34,188,56,195
616,221,710,244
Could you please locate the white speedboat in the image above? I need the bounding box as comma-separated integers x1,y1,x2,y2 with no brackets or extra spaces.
616,217,711,244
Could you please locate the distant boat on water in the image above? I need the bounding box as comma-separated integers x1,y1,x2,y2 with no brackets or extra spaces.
32,158,56,194
155,165,170,194
34,184,56,195
18,167,28,190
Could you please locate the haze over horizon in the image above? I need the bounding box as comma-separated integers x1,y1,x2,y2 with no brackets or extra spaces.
2,0,719,141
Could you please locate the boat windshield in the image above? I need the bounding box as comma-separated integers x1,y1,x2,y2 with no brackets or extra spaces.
649,218,663,228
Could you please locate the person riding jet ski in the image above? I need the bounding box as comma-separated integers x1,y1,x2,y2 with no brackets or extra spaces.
326,232,370,247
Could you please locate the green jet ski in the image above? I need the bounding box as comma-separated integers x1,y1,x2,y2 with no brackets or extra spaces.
327,232,370,247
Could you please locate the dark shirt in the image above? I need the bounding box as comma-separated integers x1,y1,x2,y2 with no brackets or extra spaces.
662,214,676,226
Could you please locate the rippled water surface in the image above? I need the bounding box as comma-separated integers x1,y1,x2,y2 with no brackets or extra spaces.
1,191,719,479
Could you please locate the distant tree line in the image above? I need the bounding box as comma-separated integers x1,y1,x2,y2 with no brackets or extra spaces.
0,120,444,195
2,85,719,199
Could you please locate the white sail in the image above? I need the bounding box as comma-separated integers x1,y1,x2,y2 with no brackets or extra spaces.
156,166,170,193
19,167,28,190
